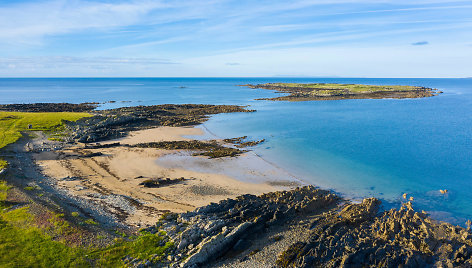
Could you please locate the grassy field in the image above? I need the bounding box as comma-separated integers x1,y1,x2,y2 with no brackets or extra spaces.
0,181,173,267
249,82,438,101
0,111,91,149
0,181,87,267
0,111,92,170
0,111,174,266
268,83,425,93
0,160,6,171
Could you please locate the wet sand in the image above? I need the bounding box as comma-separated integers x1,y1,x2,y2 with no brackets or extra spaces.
35,126,300,227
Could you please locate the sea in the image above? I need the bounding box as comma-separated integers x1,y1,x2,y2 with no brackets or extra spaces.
1,77,471,225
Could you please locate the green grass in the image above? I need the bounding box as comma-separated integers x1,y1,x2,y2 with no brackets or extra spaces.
0,181,87,267
0,221,89,267
0,112,174,266
24,186,38,191
84,219,98,225
268,83,425,94
0,181,10,203
0,180,174,267
0,208,88,267
90,232,174,266
311,89,344,96
0,160,7,170
0,111,91,172
0,111,91,150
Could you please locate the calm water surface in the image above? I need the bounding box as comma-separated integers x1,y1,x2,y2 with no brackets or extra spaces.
1,77,471,225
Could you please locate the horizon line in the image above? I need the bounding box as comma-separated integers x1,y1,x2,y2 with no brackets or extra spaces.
0,76,469,79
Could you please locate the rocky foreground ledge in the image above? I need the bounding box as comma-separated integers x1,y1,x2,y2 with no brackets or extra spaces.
127,186,472,267
241,83,442,101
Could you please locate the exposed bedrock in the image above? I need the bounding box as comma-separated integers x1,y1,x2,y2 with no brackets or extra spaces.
277,198,472,268
132,186,472,267
0,102,98,112
67,104,254,143
142,186,339,267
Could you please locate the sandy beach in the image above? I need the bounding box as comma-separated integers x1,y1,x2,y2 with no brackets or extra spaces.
35,126,301,227
2,103,472,267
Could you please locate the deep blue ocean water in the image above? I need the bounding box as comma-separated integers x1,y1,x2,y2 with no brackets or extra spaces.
1,77,471,225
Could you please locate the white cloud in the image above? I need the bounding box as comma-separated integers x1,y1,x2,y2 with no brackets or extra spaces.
257,18,472,33
0,56,176,65
2,0,469,45
0,0,470,77
0,56,178,76
0,0,168,44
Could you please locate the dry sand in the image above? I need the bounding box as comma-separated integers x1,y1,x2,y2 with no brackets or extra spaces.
35,126,301,227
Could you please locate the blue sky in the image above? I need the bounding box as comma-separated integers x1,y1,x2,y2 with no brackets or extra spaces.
0,0,471,77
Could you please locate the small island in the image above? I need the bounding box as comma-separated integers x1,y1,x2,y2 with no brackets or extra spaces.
242,82,442,101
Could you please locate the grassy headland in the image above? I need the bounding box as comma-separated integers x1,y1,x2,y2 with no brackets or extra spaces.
242,82,442,101
2,103,472,267
0,111,91,170
0,109,177,267
0,111,91,266
0,111,91,149
0,103,257,267
0,180,174,266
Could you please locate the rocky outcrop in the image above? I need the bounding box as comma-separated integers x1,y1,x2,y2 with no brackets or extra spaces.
135,140,246,158
142,186,339,267
67,104,254,143
241,83,442,101
139,177,186,188
0,102,98,112
223,136,265,148
181,221,254,267
276,198,472,267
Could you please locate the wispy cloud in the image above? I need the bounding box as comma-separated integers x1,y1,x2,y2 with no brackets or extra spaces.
1,0,469,45
0,0,471,77
412,41,430,46
106,36,190,53
333,3,472,16
257,18,472,33
0,56,177,70
0,0,169,44
0,56,181,77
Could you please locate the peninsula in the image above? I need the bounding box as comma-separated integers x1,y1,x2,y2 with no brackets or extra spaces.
1,102,472,267
242,82,442,101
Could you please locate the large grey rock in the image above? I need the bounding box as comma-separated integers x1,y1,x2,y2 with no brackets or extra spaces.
181,221,253,267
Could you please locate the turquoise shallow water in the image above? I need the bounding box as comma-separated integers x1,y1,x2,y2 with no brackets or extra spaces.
1,77,471,225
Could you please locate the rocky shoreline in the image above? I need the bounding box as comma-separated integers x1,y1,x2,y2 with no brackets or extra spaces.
0,102,99,112
130,187,472,267
68,104,254,143
241,83,442,101
2,102,472,267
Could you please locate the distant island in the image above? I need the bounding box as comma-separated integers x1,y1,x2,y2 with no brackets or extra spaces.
241,82,443,101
